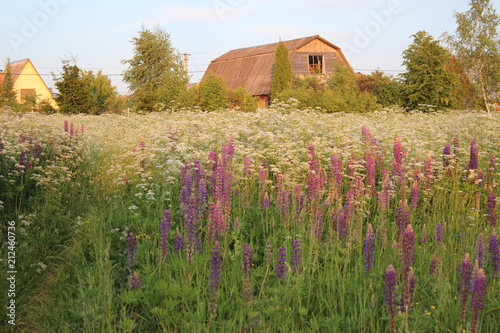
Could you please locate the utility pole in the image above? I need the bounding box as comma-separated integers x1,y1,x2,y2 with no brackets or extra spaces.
183,53,190,74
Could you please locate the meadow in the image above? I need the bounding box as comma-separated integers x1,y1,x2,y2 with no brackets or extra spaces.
1,105,499,332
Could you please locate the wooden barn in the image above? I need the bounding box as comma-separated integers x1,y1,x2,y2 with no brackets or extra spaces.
203,35,352,107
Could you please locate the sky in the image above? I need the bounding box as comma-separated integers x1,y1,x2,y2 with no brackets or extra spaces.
1,0,496,95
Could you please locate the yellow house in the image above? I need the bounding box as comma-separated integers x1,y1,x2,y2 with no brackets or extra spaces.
0,58,57,108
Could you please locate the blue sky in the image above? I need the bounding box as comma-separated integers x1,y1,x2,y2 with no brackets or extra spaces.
1,0,496,94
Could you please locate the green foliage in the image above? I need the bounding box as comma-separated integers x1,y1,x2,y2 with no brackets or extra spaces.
81,70,120,114
401,31,460,110
271,41,293,100
54,60,93,114
0,59,18,109
277,64,379,112
122,25,187,112
357,71,404,107
227,86,258,112
444,0,500,112
198,72,228,111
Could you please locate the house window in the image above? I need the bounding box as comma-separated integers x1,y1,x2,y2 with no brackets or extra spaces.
20,89,36,101
308,55,324,74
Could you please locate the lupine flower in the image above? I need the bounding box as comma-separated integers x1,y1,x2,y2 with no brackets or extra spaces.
126,232,137,268
129,271,141,288
276,246,287,279
291,239,302,274
467,139,479,171
474,233,485,269
434,222,444,245
401,224,415,273
209,240,222,316
429,254,440,275
384,264,398,333
160,210,171,261
401,267,416,313
395,200,410,241
313,210,323,242
443,142,451,168
335,208,347,241
242,244,253,302
173,229,184,252
459,253,473,325
366,153,376,196
487,190,497,227
470,265,487,333
363,223,375,273
489,232,500,278
424,156,433,190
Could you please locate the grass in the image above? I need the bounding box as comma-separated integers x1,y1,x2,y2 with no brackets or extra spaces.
0,107,499,332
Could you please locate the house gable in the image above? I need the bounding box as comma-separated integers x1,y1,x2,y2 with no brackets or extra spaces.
2,59,56,107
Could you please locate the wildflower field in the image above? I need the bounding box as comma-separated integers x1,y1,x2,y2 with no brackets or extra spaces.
1,106,499,332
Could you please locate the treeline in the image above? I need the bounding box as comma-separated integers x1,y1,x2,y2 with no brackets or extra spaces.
1,0,498,114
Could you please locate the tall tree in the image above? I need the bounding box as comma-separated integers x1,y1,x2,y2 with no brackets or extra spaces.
82,70,120,114
0,59,17,107
271,41,293,101
198,72,228,111
444,0,500,112
401,31,460,110
54,60,92,114
122,25,187,112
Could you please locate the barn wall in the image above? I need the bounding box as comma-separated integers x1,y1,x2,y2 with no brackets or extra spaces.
291,52,344,75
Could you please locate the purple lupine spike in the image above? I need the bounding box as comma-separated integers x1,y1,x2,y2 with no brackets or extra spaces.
259,168,268,210
173,229,184,252
291,239,302,274
293,185,305,219
443,142,451,168
336,208,348,241
160,210,172,261
128,271,141,288
64,120,69,133
401,224,415,273
489,232,500,278
429,254,440,275
459,253,473,325
395,200,410,241
474,233,486,269
401,267,416,313
276,246,287,279
330,153,343,198
467,139,479,171
470,265,487,333
384,264,398,333
277,188,291,222
313,210,324,242
208,240,222,316
487,190,497,227
435,222,444,245
208,201,223,244
243,156,252,177
242,244,253,301
126,232,137,268
363,223,375,272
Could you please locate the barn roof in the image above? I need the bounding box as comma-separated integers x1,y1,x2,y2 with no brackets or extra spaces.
204,35,351,96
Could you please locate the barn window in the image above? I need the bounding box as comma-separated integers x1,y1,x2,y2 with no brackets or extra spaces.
20,89,36,101
308,55,324,74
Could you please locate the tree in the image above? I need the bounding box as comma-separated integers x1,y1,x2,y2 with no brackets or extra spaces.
357,71,404,107
0,59,18,108
271,41,293,101
444,0,500,112
82,70,120,113
54,60,93,114
122,25,187,112
401,31,460,110
198,72,228,111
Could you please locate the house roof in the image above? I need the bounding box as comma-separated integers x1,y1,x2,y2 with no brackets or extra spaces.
0,58,30,85
204,35,351,96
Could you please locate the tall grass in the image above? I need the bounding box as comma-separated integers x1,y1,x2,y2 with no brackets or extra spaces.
1,108,499,332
